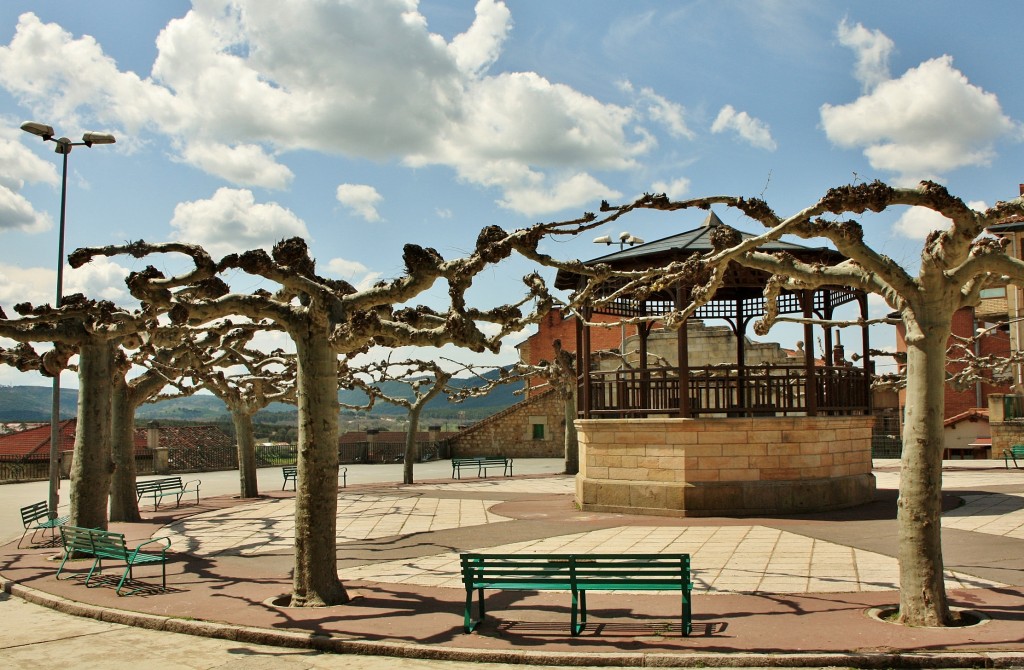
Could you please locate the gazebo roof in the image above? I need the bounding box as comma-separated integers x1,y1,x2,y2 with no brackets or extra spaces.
556,211,842,291
555,210,858,319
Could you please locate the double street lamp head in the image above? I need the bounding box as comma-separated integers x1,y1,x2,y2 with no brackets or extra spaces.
21,121,116,152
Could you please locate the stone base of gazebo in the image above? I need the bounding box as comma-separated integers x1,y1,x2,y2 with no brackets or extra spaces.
575,416,876,517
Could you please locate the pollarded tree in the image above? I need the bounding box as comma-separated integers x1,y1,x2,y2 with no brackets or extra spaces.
341,356,511,484
172,324,296,498
109,333,207,522
593,180,1024,627
0,295,156,530
70,218,605,607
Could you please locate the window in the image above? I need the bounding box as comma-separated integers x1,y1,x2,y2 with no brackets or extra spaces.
532,423,545,440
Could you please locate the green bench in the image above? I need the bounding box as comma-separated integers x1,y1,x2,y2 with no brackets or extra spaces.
282,465,297,490
451,456,512,479
135,476,201,510
460,552,693,636
282,465,347,491
56,525,172,596
1003,444,1024,469
18,501,68,549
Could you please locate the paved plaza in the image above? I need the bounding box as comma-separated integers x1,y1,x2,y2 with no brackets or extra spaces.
1,458,1024,668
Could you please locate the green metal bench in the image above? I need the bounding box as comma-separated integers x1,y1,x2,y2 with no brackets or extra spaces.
56,525,172,596
282,464,346,490
1003,444,1024,469
451,456,512,479
135,476,201,510
18,501,68,549
282,465,297,490
460,552,693,636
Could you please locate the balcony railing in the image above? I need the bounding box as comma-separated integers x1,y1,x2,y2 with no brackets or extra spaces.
583,364,870,418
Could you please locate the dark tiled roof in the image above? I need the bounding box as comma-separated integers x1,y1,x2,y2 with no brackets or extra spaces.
0,419,234,457
0,419,76,457
555,210,840,290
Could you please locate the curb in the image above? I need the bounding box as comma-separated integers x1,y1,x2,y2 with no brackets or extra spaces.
5,576,1024,668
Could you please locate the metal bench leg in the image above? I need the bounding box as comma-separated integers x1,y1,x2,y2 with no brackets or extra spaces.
464,588,485,632
682,591,692,636
571,589,587,635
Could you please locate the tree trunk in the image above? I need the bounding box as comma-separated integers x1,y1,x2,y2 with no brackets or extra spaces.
69,341,115,530
562,388,579,475
896,326,952,626
108,376,141,522
290,332,348,606
233,408,260,498
403,405,422,485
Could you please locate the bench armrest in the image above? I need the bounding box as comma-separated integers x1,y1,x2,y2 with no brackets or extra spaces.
129,535,173,557
182,479,201,490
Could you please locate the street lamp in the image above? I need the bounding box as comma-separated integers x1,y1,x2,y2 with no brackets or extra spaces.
20,121,116,519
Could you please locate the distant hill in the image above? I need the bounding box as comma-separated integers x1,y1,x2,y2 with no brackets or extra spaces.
0,369,523,423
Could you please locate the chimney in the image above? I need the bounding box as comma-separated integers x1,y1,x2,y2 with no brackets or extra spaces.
1019,184,1023,197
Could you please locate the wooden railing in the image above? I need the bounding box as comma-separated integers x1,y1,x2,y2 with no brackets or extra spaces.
583,365,870,418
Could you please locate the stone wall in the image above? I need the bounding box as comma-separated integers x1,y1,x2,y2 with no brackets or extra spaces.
449,388,565,458
619,320,794,368
576,415,876,517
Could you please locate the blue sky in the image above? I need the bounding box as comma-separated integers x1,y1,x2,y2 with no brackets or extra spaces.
0,0,1021,387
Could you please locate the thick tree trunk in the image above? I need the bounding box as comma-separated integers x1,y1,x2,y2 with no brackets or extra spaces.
403,406,422,485
896,326,952,626
290,333,348,607
69,341,115,531
562,389,579,475
232,408,260,498
108,377,141,522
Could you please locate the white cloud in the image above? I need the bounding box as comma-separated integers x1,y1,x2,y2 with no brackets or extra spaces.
327,257,382,291
711,105,777,151
651,177,691,200
822,52,1020,183
632,84,694,140
0,131,58,234
0,4,661,217
497,172,621,217
169,187,309,256
893,199,988,240
836,19,894,92
336,183,383,222
449,0,511,77
181,142,293,189
0,262,54,307
65,256,132,303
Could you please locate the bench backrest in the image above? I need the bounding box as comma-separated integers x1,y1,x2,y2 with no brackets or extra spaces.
461,553,691,589
88,529,130,559
60,525,129,558
60,525,98,555
283,465,297,475
136,477,183,493
1012,445,1024,454
21,501,50,526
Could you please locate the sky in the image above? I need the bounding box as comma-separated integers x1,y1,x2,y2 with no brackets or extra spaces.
0,0,1021,388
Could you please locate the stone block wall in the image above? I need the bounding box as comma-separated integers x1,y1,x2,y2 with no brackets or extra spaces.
449,388,565,458
576,415,875,517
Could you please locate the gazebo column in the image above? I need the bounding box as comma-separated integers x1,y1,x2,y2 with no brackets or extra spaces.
580,306,593,419
859,292,872,412
676,287,690,418
735,299,747,412
802,290,818,416
638,303,652,411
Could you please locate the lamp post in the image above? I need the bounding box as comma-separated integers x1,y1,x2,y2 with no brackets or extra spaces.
593,232,645,359
20,121,116,519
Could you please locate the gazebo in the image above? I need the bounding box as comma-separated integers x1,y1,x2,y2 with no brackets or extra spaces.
555,212,877,517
